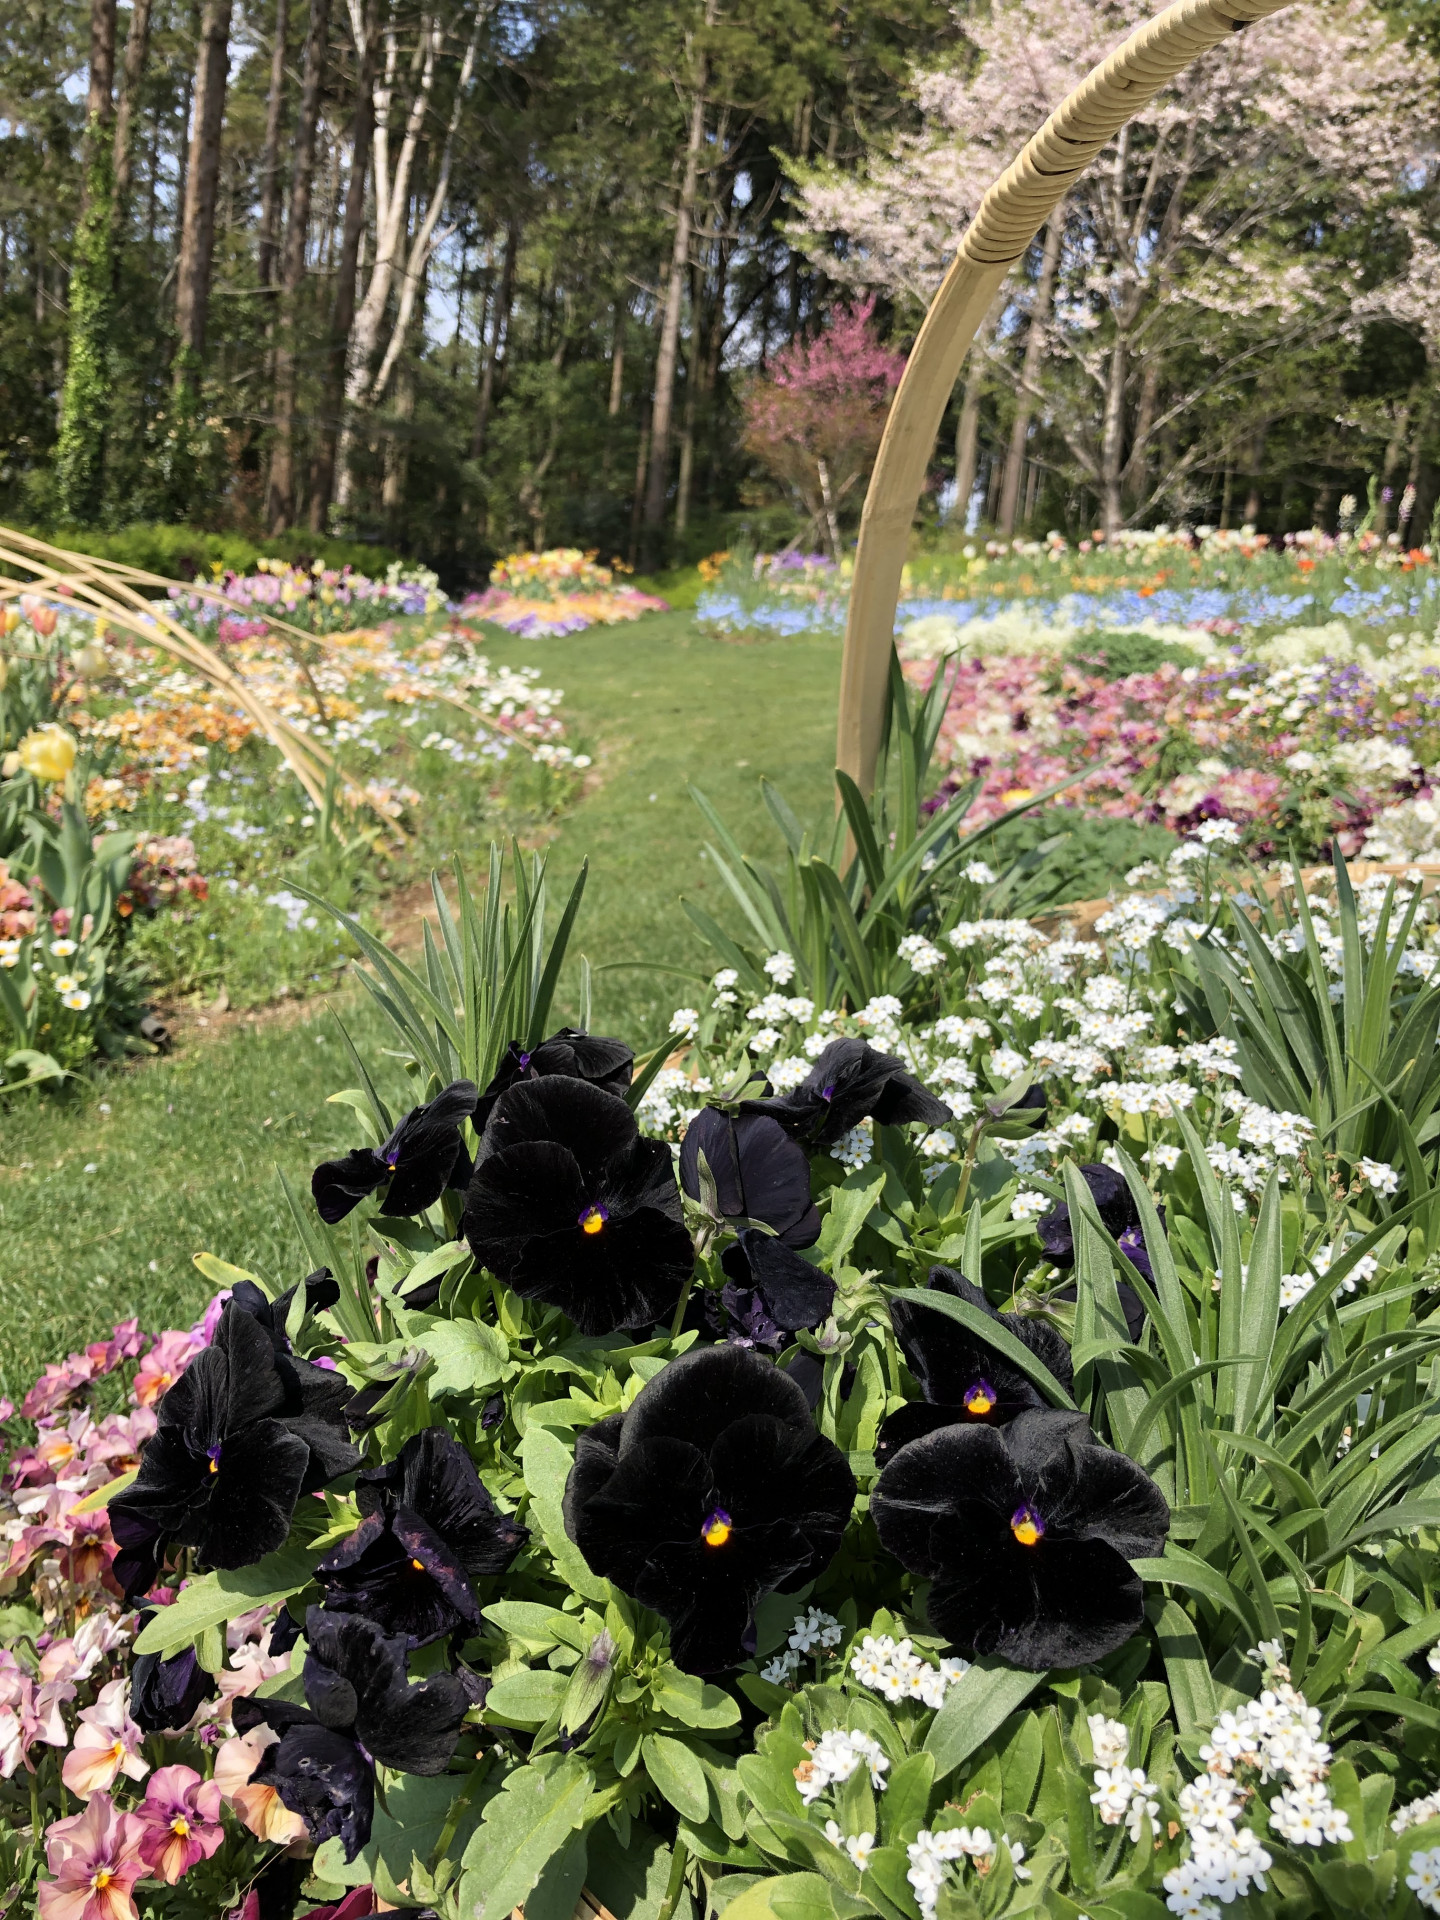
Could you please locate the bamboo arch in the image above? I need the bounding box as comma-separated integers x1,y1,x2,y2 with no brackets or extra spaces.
835,0,1295,797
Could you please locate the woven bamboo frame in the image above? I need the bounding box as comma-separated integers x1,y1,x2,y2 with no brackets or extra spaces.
836,0,1295,795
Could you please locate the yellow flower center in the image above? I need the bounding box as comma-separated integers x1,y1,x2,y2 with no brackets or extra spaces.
701,1507,733,1548
1010,1503,1045,1548
93,1871,113,1891
580,1206,606,1236
964,1379,996,1416
411,1558,425,1571
170,1817,190,1837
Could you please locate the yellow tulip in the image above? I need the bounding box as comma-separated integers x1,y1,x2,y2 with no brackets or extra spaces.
17,724,79,783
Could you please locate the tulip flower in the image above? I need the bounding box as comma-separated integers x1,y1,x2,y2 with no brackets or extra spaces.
17,724,78,784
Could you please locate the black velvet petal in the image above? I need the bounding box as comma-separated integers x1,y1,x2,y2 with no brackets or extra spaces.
476,1027,634,1130
303,1609,470,1774
872,1409,1168,1672
679,1110,820,1247
563,1345,854,1674
311,1082,478,1223
743,1036,951,1148
1036,1163,1137,1265
129,1621,216,1734
254,1722,375,1863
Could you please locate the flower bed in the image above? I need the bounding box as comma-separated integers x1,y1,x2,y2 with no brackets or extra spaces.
6,781,1440,1917
459,548,669,636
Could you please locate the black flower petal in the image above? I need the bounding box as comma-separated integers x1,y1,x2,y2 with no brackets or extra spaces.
716,1231,836,1354
563,1345,855,1674
877,1266,1073,1462
476,1027,634,1131
463,1078,694,1334
318,1428,528,1645
872,1408,1169,1671
302,1609,471,1773
129,1618,216,1734
230,1272,340,1354
679,1109,820,1247
108,1305,360,1603
311,1081,479,1224
1035,1164,1137,1263
253,1721,375,1863
743,1037,951,1148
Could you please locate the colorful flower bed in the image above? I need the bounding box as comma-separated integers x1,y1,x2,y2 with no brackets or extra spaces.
6,788,1440,1916
166,559,447,643
460,549,669,636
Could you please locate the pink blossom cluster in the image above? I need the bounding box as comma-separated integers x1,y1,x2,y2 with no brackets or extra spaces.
38,1771,226,1919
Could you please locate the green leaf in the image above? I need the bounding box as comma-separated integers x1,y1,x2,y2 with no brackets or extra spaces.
651,1662,742,1730
457,1756,593,1919
1152,1598,1217,1745
520,1423,610,1603
819,1171,887,1271
484,1668,569,1726
721,1873,870,1920
643,1731,711,1823
411,1315,507,1397
132,1543,316,1658
586,1820,679,1920
923,1659,1044,1780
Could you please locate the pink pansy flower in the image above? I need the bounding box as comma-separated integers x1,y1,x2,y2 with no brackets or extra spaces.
200,1291,231,1345
0,1705,26,1777
130,1329,204,1409
134,1765,225,1884
23,1354,95,1421
41,1613,130,1688
212,1724,308,1844
61,1678,148,1798
211,1631,291,1726
84,1321,147,1376
0,1395,13,1422
37,1791,147,1920
32,1677,78,1748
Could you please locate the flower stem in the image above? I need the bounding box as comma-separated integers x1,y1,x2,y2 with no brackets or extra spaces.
669,1271,695,1342
953,1116,987,1220
656,1839,690,1920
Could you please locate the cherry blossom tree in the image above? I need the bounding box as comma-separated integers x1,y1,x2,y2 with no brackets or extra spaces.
740,299,907,556
794,0,1438,534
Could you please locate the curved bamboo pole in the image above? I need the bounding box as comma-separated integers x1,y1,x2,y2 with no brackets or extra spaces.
836,0,1295,796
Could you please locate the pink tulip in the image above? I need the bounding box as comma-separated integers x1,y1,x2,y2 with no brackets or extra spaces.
134,1765,225,1884
61,1679,148,1798
38,1792,147,1920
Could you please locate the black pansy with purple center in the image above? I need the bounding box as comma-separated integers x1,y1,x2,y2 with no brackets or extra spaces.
129,1614,217,1734
233,1609,470,1860
317,1427,528,1646
743,1036,951,1150
462,1077,693,1334
679,1107,820,1247
475,1026,634,1132
108,1304,359,1602
871,1407,1169,1671
1036,1162,1156,1339
877,1267,1074,1464
713,1230,836,1353
562,1344,855,1674
311,1080,479,1225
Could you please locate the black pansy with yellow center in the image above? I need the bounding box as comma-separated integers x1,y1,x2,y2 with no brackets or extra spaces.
311,1080,478,1225
233,1610,471,1861
743,1036,951,1150
316,1427,528,1647
475,1026,634,1131
562,1345,855,1674
462,1077,693,1334
108,1303,359,1603
679,1106,821,1248
876,1266,1074,1464
871,1408,1169,1671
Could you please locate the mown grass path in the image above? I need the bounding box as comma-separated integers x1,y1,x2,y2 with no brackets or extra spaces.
0,614,840,1394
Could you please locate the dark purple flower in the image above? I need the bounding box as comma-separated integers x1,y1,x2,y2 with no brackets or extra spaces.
679,1108,820,1247
476,1027,633,1131
744,1037,951,1149
714,1231,836,1353
317,1428,528,1646
129,1616,216,1733
311,1081,479,1224
1036,1164,1155,1341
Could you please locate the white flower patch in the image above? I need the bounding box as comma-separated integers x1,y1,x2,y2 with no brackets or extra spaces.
849,1634,968,1711
764,950,796,984
793,1728,890,1805
1394,1789,1440,1834
832,1124,873,1172
1408,1849,1440,1914
1358,1156,1399,1195
1011,1189,1050,1220
668,1007,699,1040
898,933,945,975
767,1057,811,1093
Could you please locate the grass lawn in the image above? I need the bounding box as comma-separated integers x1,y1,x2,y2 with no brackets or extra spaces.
0,614,842,1398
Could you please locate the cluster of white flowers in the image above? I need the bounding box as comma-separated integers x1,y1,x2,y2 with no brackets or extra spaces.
898,933,945,975
1358,1156,1399,1195
848,1634,969,1709
832,1124,874,1171
793,1728,890,1805
764,950,796,984
760,1611,845,1683
823,1820,875,1871
905,1826,1030,1917
1163,1649,1349,1918
1392,1786,1440,1835
1408,1849,1440,1914
1086,1715,1160,1842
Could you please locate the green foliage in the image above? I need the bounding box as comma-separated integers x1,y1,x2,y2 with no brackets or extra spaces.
53,130,117,528
26,523,402,581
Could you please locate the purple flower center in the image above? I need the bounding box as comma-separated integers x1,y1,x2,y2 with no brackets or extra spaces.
518,1051,532,1070
963,1378,997,1416
819,1085,835,1101
206,1444,222,1476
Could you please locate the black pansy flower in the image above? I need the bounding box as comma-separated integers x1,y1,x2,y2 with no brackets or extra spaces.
476,1027,633,1131
317,1427,528,1646
129,1617,216,1734
233,1609,471,1860
744,1037,951,1149
872,1408,1169,1671
877,1267,1074,1464
563,1344,855,1674
462,1077,693,1334
1036,1163,1155,1340
679,1108,820,1247
713,1231,836,1353
109,1304,359,1602
312,1081,479,1224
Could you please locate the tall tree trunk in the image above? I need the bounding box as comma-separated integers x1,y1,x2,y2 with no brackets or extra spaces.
954,298,1004,527
267,0,332,530
112,0,153,208
173,0,233,381
675,357,696,533
55,0,118,523
472,219,516,459
255,0,289,292
1099,333,1127,540
309,0,377,532
641,5,713,559
998,205,1062,538
1241,427,1266,528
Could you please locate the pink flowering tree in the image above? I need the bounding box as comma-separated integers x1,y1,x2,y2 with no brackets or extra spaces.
741,300,906,558
794,0,1438,534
